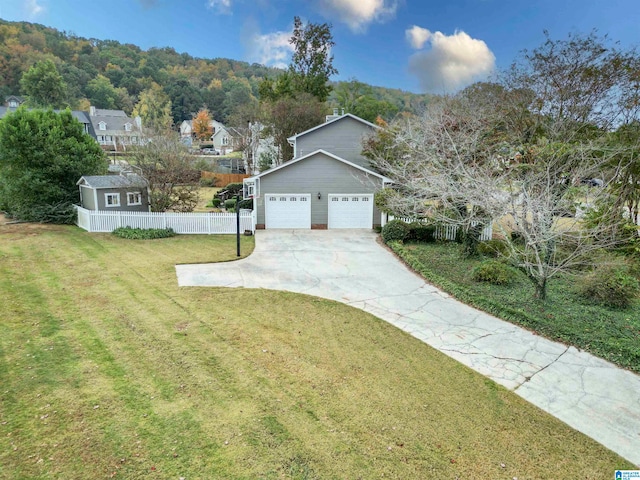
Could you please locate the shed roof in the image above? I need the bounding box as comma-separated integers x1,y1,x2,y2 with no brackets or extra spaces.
77,173,148,189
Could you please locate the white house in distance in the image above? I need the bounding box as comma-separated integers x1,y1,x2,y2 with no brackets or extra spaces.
179,118,241,154
88,106,142,151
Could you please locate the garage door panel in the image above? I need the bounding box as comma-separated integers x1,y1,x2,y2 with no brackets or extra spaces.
265,194,311,229
328,194,373,229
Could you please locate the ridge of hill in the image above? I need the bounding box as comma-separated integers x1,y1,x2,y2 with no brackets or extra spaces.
0,19,429,125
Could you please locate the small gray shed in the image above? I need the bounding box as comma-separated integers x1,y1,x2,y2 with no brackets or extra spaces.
77,172,150,212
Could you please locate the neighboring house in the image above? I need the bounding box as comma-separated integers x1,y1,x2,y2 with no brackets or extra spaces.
0,97,96,138
243,113,392,230
212,124,243,154
88,106,142,151
5,95,23,108
77,172,150,212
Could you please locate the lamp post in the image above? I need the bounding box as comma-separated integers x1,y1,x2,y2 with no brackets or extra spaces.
235,194,241,257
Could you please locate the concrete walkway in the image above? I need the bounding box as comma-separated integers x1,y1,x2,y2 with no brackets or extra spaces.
176,229,640,466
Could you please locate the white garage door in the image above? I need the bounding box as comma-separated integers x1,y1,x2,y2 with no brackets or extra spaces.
265,194,311,229
328,194,374,229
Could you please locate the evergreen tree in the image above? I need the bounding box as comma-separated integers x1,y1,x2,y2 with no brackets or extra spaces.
0,108,107,222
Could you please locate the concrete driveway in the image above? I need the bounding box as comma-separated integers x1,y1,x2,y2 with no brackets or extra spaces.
176,229,640,466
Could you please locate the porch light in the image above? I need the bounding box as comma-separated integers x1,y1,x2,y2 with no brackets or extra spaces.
317,192,321,200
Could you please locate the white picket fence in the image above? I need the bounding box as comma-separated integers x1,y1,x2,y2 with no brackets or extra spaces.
390,216,493,241
75,206,256,234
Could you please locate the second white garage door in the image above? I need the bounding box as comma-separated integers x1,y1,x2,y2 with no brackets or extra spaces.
265,194,311,229
328,194,374,229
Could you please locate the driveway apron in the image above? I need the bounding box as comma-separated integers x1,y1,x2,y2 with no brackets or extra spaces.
176,229,640,466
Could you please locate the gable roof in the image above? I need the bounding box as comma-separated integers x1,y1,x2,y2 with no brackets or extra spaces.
77,173,148,189
286,113,379,143
245,149,391,183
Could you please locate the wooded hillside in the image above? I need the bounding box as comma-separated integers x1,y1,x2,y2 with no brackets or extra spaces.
0,19,429,125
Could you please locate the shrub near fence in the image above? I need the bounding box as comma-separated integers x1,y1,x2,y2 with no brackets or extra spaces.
75,206,256,234
388,216,493,241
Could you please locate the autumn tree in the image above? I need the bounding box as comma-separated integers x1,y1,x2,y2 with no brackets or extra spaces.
19,59,68,109
192,108,213,142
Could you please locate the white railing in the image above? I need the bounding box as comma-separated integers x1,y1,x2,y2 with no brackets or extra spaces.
75,206,256,235
389,215,493,241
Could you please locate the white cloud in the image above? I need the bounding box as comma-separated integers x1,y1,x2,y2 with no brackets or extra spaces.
207,0,232,14
407,28,495,93
317,0,398,33
405,25,431,50
25,0,45,17
245,29,294,69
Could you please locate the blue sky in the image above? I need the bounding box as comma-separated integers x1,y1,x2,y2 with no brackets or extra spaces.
2,0,639,93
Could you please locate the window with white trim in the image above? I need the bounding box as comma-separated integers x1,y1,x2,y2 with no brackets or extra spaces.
98,121,107,131
105,193,120,207
127,192,142,206
222,136,229,146
124,123,132,132
246,183,255,197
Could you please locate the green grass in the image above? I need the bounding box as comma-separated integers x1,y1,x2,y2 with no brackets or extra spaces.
391,240,640,373
0,222,635,478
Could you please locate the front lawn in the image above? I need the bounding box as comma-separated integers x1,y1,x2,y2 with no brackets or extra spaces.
391,241,640,373
0,222,634,478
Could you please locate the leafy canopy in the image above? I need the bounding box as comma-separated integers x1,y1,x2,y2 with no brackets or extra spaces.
0,107,107,222
20,59,67,109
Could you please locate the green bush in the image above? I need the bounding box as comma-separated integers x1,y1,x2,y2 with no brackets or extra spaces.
199,176,218,187
406,222,435,242
381,220,410,243
112,227,176,240
210,198,222,208
237,198,253,210
224,198,237,210
578,264,640,309
478,239,509,258
472,260,516,285
224,182,244,196
510,231,525,244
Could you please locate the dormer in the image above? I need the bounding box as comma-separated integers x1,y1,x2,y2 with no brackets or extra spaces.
98,121,107,131
124,122,132,132
5,95,23,108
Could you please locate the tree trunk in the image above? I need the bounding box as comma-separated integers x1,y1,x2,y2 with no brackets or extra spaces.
534,277,547,300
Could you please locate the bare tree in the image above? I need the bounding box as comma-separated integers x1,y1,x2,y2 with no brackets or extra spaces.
366,95,628,300
128,134,200,212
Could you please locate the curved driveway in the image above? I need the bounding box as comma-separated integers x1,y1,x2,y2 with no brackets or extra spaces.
176,229,640,465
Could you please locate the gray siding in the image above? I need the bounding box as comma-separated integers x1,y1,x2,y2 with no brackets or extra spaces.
294,117,374,168
79,185,97,210
256,151,382,226
92,187,150,212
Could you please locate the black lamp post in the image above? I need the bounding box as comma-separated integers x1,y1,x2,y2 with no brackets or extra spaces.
235,194,241,257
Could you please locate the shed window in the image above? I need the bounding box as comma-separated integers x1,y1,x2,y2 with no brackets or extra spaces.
105,193,120,207
127,192,142,206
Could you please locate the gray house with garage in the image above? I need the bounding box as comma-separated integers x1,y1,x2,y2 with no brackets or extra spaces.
243,113,391,229
77,172,150,212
